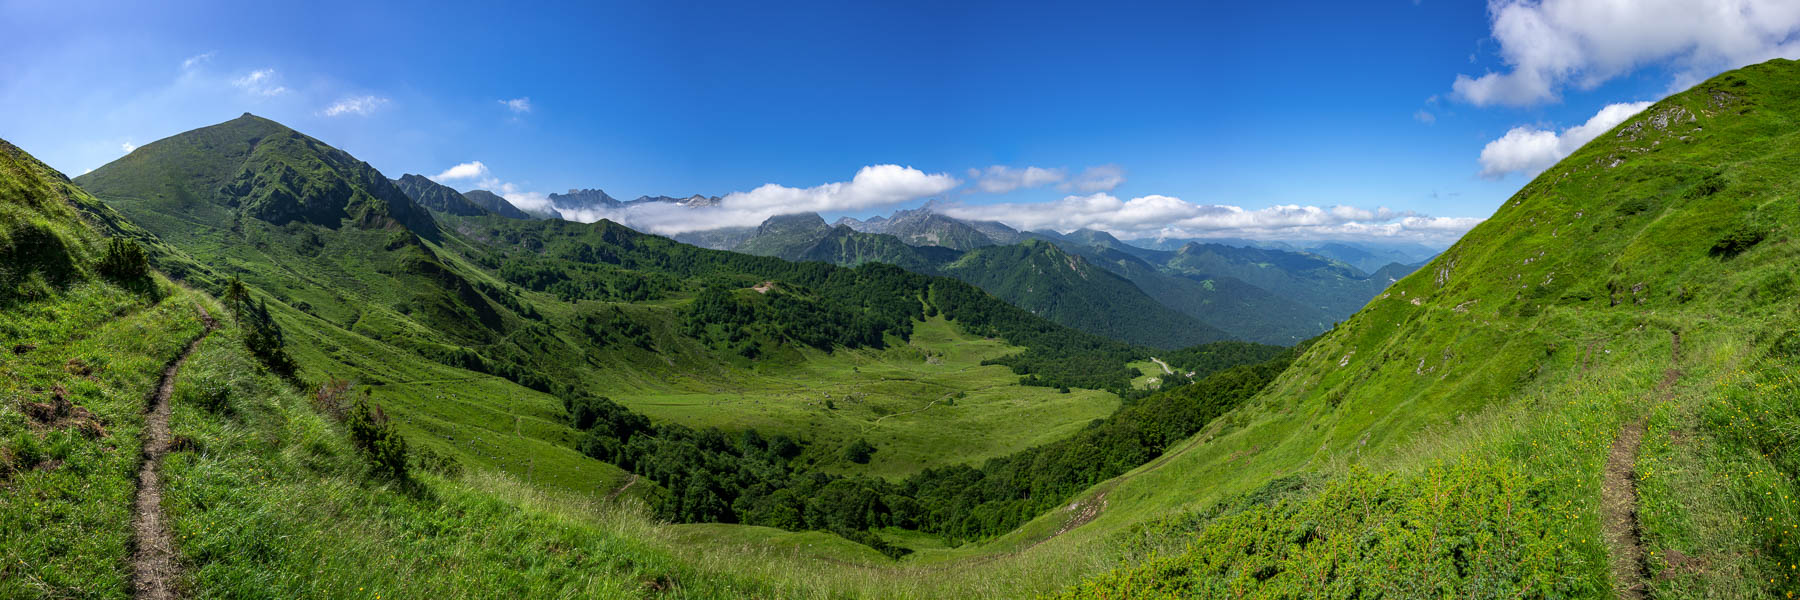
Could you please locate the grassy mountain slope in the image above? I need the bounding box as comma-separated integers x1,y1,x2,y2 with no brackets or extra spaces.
1028,235,1337,344
937,240,1228,349
1043,58,1800,598
1156,242,1392,318
74,114,532,362
733,215,1225,348
393,173,490,217
732,212,834,256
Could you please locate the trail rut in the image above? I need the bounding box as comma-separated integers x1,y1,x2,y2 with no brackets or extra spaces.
1600,330,1679,600
130,307,215,600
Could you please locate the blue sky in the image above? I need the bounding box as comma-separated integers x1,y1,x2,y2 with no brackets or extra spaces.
4,0,1798,245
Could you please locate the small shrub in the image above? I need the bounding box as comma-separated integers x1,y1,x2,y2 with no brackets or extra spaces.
224,277,297,377
346,392,409,481
314,378,353,421
843,438,877,464
1709,224,1765,258
1685,171,1726,198
96,237,153,292
1614,197,1651,216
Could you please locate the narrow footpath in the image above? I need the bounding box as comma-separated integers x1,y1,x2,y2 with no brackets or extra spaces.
130,307,216,600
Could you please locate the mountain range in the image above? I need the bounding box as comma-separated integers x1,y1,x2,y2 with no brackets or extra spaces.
691,204,1416,345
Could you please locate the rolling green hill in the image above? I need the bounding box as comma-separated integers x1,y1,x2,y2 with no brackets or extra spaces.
1046,57,1800,599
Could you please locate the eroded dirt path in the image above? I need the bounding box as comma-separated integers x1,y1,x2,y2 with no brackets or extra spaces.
130,307,215,600
1600,330,1679,600
1602,418,1649,600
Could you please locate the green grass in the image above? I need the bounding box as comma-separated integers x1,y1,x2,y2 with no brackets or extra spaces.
0,281,205,597
611,317,1119,479
1037,58,1800,598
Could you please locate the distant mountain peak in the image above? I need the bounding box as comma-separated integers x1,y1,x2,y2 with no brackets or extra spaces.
79,113,441,240
393,173,489,217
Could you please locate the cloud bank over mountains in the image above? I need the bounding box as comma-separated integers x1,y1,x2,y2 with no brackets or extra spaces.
438,161,1481,246
938,195,1481,245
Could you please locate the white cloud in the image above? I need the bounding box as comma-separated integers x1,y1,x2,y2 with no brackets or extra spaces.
1059,164,1126,193
1414,110,1437,124
120,142,136,154
232,69,289,97
936,194,1480,245
1478,100,1651,177
494,165,959,233
432,161,491,182
968,165,1066,194
181,52,213,70
1453,0,1800,106
720,165,959,214
321,95,389,117
500,97,532,113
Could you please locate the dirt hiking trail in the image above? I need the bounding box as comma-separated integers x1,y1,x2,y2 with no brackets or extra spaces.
1600,330,1679,600
130,306,215,600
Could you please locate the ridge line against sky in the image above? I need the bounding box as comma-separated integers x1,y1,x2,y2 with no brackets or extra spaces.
4,0,1799,247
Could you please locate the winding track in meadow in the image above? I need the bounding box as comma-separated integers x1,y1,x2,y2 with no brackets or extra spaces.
130,306,216,600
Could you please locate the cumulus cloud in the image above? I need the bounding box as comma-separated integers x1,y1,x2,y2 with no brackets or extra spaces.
1060,164,1125,193
936,194,1481,245
1453,0,1800,106
723,165,959,213
1478,100,1651,177
321,95,389,117
431,161,491,182
500,97,532,113
967,165,1066,193
232,69,288,97
120,142,136,154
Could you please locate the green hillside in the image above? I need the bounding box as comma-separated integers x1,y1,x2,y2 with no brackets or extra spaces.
739,212,1400,346
733,214,1229,348
1049,58,1800,598
1033,237,1338,344
937,240,1229,349
1156,241,1392,318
